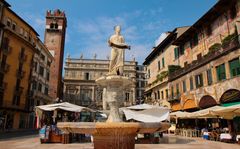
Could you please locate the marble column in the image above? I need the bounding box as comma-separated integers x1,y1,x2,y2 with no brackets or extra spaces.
132,87,136,105
92,86,95,102
102,88,107,110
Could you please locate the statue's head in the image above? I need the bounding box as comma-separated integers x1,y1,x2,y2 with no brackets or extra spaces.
114,25,121,34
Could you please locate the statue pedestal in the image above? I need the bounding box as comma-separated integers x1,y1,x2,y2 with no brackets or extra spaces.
96,75,133,122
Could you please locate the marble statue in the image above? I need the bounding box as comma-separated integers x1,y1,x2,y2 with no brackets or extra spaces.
108,25,130,76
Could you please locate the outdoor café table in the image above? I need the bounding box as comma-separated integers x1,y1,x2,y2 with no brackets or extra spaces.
220,133,232,142
236,135,240,144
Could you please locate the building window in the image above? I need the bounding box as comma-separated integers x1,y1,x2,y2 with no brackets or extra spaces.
71,71,76,78
174,47,179,59
157,91,160,99
46,71,50,81
0,92,3,106
2,37,9,50
44,87,48,95
171,86,174,97
230,5,237,19
206,25,212,36
47,60,51,67
207,69,213,85
12,95,20,105
12,22,16,31
162,57,165,68
182,80,186,92
38,83,42,92
176,83,180,95
195,73,203,88
0,74,3,87
191,33,198,48
229,58,240,77
165,89,168,99
216,63,226,81
148,69,150,78
6,18,11,27
125,92,130,102
161,91,164,99
40,54,45,61
85,72,90,80
19,27,23,35
39,66,44,76
158,61,161,70
32,80,37,90
24,30,27,39
190,77,194,90
179,45,185,55
34,62,38,72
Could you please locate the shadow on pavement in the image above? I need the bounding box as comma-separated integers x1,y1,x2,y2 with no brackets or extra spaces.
158,135,195,144
0,129,38,141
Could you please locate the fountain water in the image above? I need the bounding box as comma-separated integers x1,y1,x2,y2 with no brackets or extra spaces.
57,26,170,149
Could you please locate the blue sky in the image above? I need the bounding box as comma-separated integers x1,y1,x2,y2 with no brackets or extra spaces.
8,0,217,64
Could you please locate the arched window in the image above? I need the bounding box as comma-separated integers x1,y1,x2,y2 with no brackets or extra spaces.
54,23,58,29
50,23,54,29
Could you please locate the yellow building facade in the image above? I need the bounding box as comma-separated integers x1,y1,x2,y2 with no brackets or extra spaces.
168,0,240,111
144,0,240,112
143,27,189,108
0,4,39,130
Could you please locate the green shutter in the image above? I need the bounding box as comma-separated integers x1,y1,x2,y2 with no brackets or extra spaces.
174,47,179,59
229,58,240,77
162,58,165,68
216,64,226,81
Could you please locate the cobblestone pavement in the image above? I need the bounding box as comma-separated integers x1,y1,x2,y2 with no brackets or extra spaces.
0,134,239,149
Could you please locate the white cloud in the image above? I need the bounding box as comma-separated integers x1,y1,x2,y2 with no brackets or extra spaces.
34,18,45,28
72,7,167,64
155,32,168,46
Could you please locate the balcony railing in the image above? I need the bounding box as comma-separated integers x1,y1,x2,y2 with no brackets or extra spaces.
0,63,9,73
167,94,181,102
18,54,27,62
2,46,12,55
169,35,240,81
32,90,52,103
15,86,24,95
16,70,25,79
0,82,7,92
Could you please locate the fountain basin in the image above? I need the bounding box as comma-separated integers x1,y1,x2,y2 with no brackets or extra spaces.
57,122,170,149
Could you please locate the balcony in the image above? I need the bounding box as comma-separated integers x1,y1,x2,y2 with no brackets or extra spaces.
0,82,7,92
0,63,9,73
15,86,24,95
80,100,92,106
18,54,27,62
2,46,12,55
167,94,181,103
32,90,53,103
16,70,25,79
169,35,240,81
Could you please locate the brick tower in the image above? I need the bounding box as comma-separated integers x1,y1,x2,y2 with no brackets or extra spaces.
44,9,67,100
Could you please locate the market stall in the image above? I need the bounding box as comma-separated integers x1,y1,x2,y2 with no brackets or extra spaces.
35,102,95,143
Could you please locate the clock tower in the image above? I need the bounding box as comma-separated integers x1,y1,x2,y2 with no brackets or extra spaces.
44,9,67,99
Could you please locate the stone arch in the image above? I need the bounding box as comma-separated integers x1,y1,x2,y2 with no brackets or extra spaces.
199,95,217,109
182,99,197,110
220,89,240,104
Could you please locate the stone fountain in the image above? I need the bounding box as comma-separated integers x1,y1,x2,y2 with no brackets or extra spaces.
57,25,170,149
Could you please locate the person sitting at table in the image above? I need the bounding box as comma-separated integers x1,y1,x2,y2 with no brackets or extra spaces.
201,128,209,140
